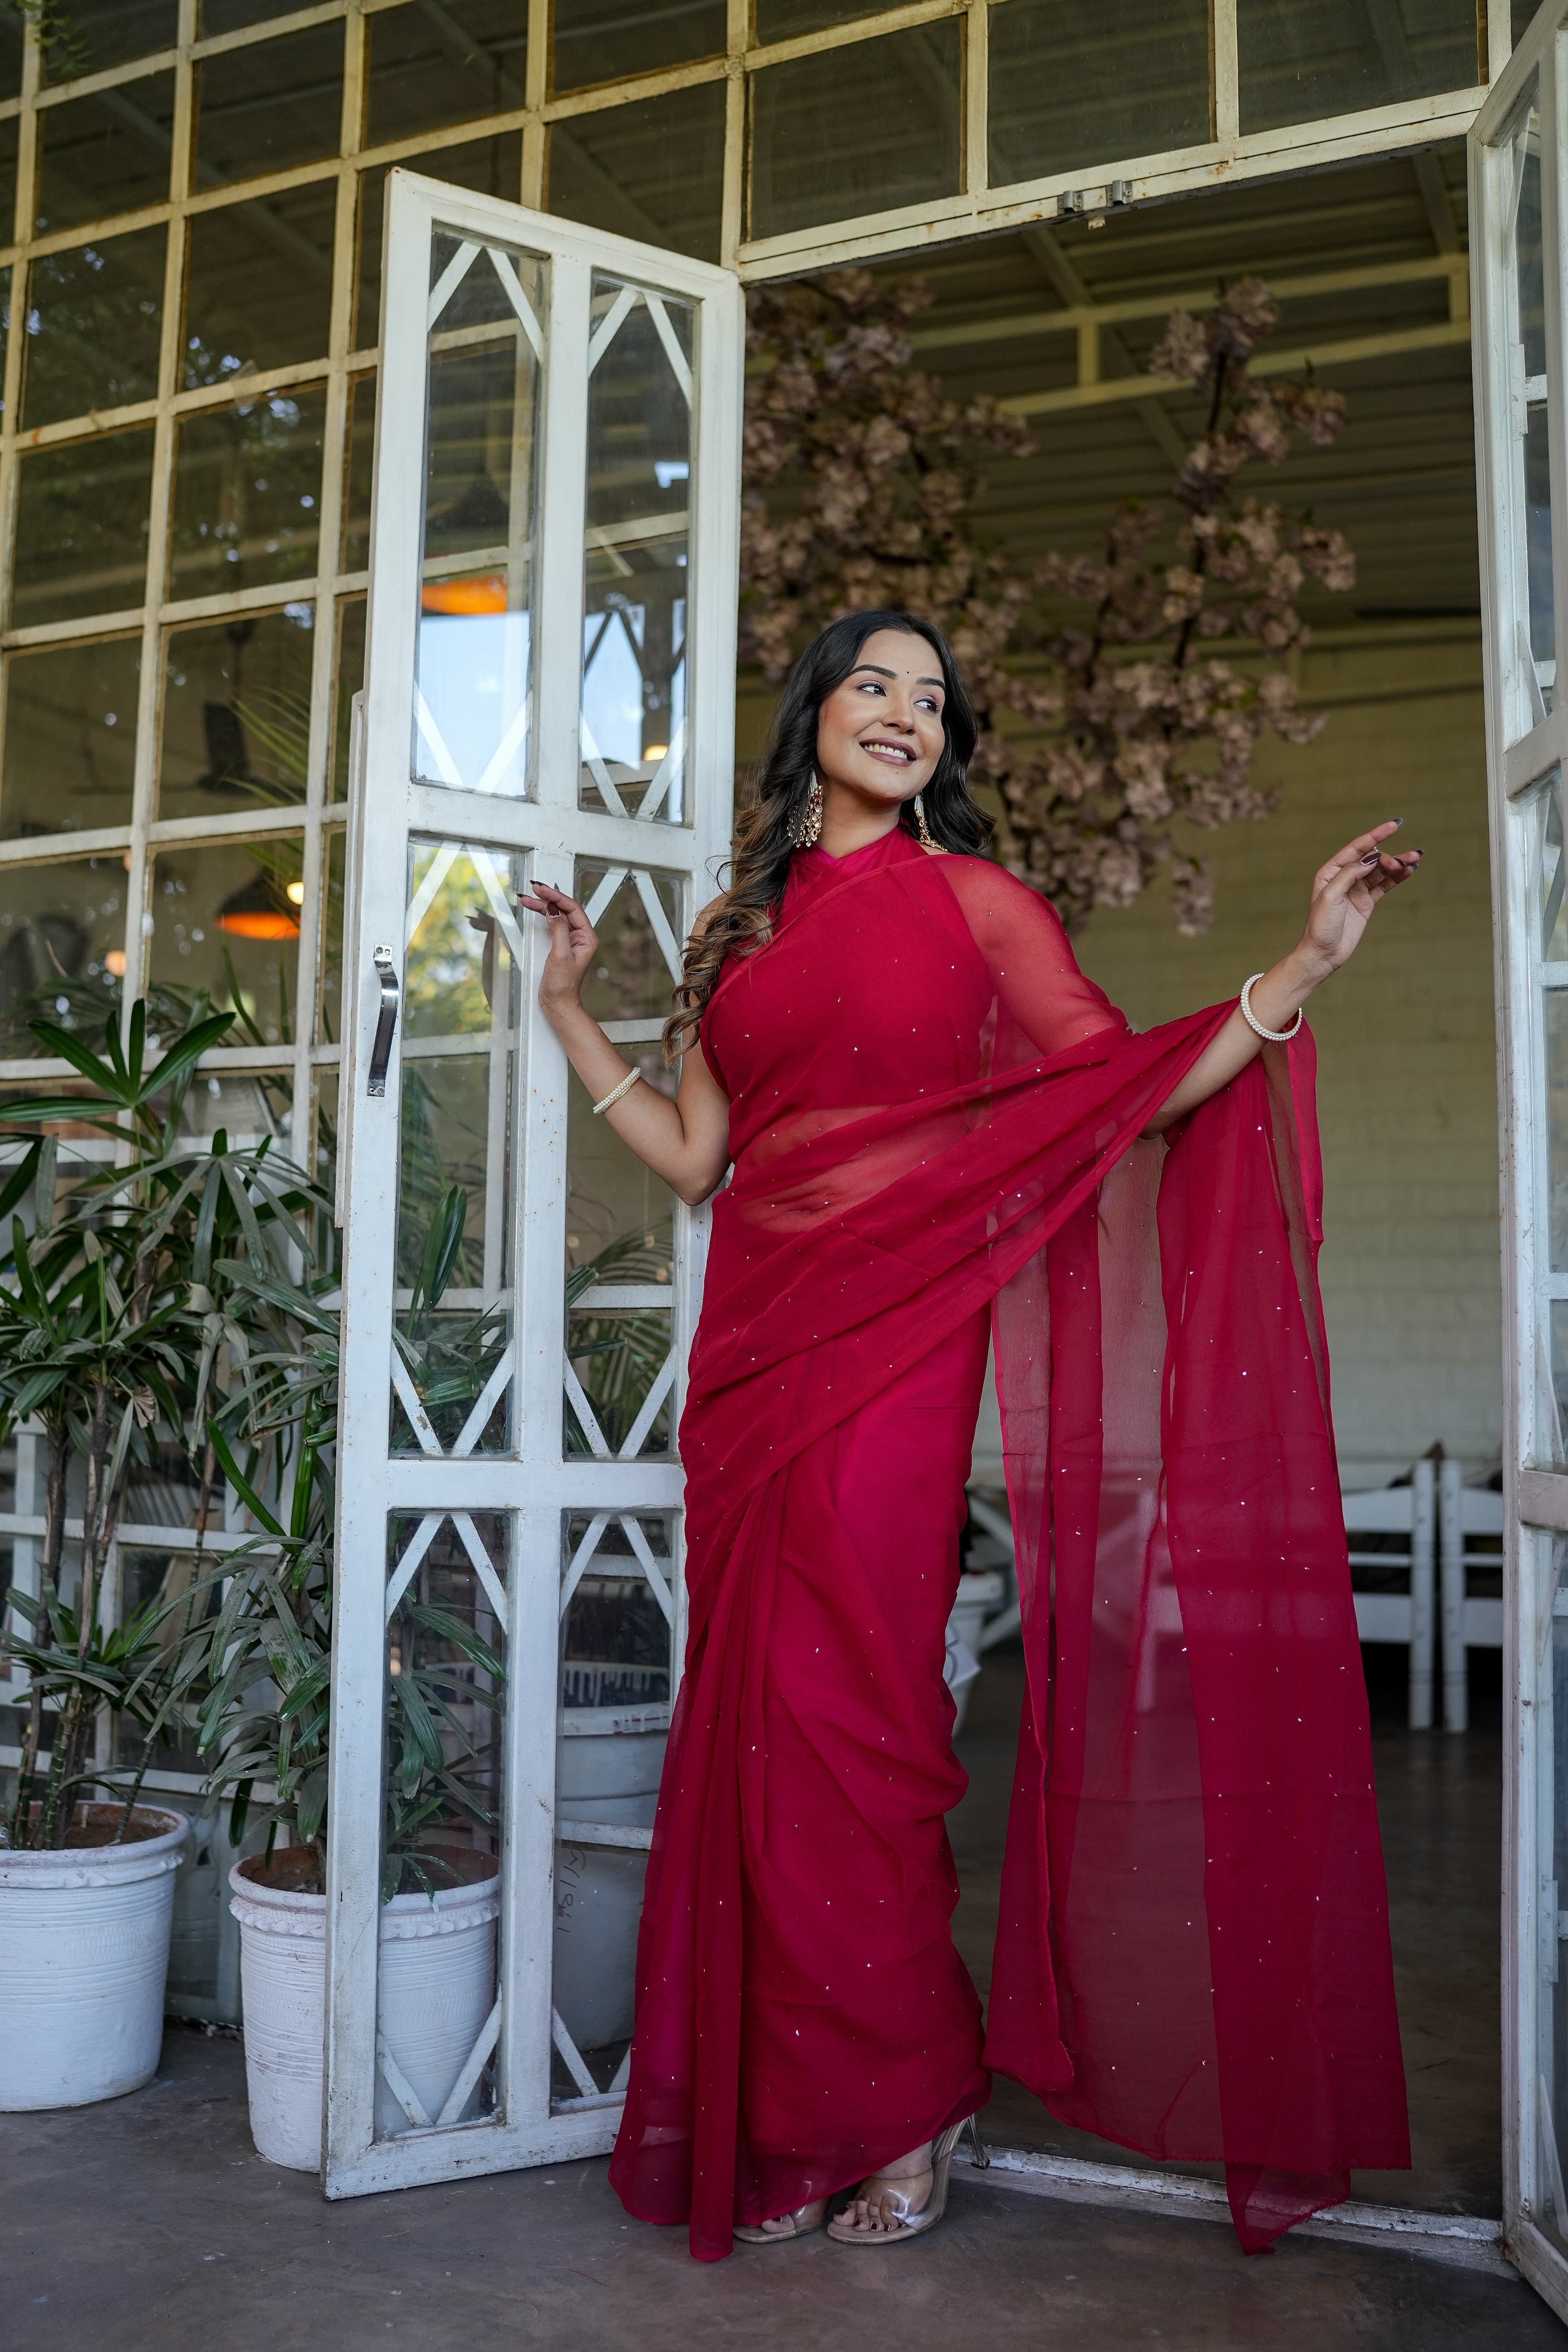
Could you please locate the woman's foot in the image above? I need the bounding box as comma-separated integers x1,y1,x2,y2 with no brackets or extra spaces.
734,2197,828,2244
835,2143,934,2237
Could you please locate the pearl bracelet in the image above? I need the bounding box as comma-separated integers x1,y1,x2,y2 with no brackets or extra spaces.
1239,973,1304,1044
592,1067,643,1116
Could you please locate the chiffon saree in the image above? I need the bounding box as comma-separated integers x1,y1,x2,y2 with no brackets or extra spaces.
607,824,1409,2259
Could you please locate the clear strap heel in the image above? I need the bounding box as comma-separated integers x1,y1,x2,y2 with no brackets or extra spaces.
825,2120,967,2247
733,2198,828,2246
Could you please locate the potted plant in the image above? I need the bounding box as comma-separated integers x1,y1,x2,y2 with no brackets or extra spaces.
0,1001,313,2109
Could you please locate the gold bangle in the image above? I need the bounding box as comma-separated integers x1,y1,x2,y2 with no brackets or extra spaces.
592,1067,642,1116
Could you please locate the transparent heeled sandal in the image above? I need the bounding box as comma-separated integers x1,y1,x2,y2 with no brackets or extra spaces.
825,2115,984,2247
733,2198,828,2246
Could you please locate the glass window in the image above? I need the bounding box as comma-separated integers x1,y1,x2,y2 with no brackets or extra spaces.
355,133,522,351
365,1,528,145
331,595,365,798
0,854,126,1054
341,371,376,572
37,73,176,234
755,1,885,34
13,427,155,628
40,1,178,85
195,23,345,184
551,0,725,95
147,834,306,1047
23,228,166,429
0,111,20,233
169,384,327,601
158,605,315,822
182,182,337,390
578,278,692,821
2,636,141,841
990,0,1212,184
415,236,544,800
1237,0,1480,135
0,16,23,104
748,22,961,241
546,80,724,264
317,825,344,1046
201,0,296,29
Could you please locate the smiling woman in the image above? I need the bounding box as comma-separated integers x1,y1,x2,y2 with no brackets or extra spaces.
518,607,1419,2260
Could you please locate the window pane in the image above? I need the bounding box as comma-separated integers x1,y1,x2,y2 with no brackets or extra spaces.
546,81,724,264
0,16,22,103
990,0,1212,184
0,854,126,1053
37,73,176,233
147,834,305,1046
169,384,326,600
566,1090,675,1456
393,845,520,1455
755,0,884,33
377,1511,506,2138
2,636,141,841
23,228,166,428
159,604,315,822
195,24,345,183
551,0,724,93
14,427,155,627
201,0,293,29
183,182,337,390
0,112,20,233
416,237,544,800
1237,0,1479,134
578,280,691,821
355,133,522,350
331,594,364,797
317,826,343,1046
341,370,376,571
748,23,960,241
41,2,178,85
366,1,527,144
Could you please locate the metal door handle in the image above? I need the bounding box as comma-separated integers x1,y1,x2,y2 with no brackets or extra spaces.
368,946,399,1097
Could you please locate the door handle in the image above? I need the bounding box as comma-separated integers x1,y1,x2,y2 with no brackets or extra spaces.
368,946,400,1097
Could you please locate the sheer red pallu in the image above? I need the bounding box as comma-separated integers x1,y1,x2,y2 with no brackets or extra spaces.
608,825,1409,2259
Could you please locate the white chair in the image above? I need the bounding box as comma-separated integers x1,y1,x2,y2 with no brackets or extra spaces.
1437,1460,1504,1734
1344,1460,1437,1730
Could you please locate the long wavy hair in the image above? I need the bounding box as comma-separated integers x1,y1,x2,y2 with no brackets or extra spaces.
663,610,991,1058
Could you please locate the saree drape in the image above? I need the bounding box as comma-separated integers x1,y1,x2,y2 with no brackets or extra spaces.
607,825,1409,2260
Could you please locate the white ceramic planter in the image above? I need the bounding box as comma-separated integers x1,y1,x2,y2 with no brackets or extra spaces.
230,1849,500,2171
0,1803,188,2111
553,1719,664,2053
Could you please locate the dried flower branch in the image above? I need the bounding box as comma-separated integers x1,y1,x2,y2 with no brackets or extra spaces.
739,271,1355,935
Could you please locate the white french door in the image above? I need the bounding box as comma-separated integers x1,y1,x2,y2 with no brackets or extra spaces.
322,173,742,2197
1475,9,1568,2317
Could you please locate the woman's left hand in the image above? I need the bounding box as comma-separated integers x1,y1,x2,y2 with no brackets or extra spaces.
1299,821,1423,976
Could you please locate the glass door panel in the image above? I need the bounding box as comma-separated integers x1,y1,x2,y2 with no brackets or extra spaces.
326,173,741,2198
1475,11,1568,2321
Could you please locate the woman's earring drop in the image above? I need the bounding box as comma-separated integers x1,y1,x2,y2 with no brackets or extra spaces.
913,793,945,855
795,770,824,849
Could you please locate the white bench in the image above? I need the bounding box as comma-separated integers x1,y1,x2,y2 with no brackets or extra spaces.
1437,1460,1504,1734
1345,1461,1437,1730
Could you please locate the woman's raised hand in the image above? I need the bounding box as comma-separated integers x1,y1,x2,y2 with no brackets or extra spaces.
1298,821,1422,977
518,878,598,1013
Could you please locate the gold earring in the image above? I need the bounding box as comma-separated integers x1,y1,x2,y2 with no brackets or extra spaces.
913,793,946,855
794,770,823,849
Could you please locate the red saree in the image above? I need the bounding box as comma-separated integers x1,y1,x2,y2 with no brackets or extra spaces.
607,825,1409,2259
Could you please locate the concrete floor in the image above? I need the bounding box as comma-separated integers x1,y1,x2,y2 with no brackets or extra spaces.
2,1645,1546,2349
950,1642,1504,2215
2,2026,1557,2352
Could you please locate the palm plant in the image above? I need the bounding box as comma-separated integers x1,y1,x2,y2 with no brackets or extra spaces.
0,1000,324,1848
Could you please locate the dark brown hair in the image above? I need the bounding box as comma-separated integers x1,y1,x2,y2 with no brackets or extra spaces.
663,610,991,1059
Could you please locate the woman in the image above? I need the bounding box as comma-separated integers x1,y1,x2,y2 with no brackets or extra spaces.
522,610,1417,2261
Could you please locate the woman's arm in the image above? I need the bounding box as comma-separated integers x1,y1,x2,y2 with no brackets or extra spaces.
1144,820,1421,1134
518,879,732,1207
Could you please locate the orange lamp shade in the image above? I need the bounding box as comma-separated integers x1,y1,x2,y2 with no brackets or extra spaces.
422,574,508,616
216,910,301,940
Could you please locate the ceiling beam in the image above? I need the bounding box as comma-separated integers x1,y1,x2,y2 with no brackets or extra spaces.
1016,224,1189,470
997,316,1472,420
